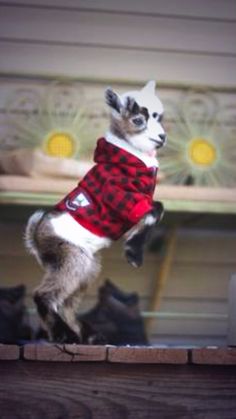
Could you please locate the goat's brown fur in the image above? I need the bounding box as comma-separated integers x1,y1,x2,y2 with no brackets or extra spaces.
25,211,100,342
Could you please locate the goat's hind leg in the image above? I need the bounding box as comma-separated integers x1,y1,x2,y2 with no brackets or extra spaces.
34,281,81,343
124,201,164,268
34,242,100,343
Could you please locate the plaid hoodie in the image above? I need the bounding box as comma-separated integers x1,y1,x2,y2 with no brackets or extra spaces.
55,137,158,240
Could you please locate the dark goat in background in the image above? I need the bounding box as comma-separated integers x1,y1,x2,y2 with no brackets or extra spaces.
0,285,31,344
80,279,148,345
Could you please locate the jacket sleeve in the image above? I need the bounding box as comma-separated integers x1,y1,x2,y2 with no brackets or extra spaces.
103,178,152,224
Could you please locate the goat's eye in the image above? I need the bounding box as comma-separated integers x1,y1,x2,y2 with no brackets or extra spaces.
132,117,144,126
152,112,163,122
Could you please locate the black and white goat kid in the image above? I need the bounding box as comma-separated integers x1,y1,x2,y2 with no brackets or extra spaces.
25,81,166,343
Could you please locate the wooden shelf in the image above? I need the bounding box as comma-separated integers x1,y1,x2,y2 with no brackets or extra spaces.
0,176,236,214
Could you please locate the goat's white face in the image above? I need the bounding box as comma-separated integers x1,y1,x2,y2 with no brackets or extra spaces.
105,81,166,155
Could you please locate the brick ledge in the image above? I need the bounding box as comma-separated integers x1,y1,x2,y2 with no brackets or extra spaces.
1,344,236,365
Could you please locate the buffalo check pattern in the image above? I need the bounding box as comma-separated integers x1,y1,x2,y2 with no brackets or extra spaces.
55,138,158,240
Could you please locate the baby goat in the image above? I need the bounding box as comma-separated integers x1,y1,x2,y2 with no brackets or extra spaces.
25,81,166,343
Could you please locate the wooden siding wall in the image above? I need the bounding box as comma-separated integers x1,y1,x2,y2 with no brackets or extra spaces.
0,0,236,346
0,0,236,86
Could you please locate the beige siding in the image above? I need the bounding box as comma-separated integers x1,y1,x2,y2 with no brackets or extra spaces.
3,0,236,21
1,7,235,55
0,1,235,85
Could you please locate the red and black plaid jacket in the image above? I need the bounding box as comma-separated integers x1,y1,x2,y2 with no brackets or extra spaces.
55,138,158,240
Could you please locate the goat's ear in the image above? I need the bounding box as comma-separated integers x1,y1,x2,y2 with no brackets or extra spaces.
141,80,156,95
105,88,122,113
125,97,140,114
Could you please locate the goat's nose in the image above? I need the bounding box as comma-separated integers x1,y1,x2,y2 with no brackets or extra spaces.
159,134,166,143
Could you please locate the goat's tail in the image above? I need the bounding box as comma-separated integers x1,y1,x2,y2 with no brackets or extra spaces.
24,210,45,257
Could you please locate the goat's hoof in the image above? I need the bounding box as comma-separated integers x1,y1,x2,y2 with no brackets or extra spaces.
153,201,164,223
125,248,143,268
52,331,81,344
51,315,81,344
51,328,81,344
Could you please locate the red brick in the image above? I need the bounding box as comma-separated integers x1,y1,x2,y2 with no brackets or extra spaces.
108,347,188,364
0,344,20,360
192,347,236,365
23,344,107,362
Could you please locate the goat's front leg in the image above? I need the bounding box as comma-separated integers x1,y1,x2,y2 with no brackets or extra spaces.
124,201,164,268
